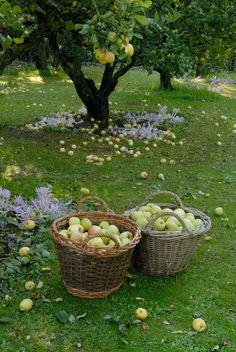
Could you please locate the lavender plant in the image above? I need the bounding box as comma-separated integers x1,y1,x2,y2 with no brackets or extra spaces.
25,111,81,131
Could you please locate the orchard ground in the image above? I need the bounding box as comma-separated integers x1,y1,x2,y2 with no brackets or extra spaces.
0,67,236,352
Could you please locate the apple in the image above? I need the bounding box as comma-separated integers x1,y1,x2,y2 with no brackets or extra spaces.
99,221,110,229
104,51,115,64
124,43,134,57
67,224,84,237
139,206,149,212
80,187,90,196
88,225,101,237
136,308,148,320
161,208,173,221
19,247,30,257
106,224,120,235
101,236,110,245
153,218,165,231
142,211,152,220
69,217,80,226
24,219,36,231
130,211,144,221
192,318,206,332
60,147,65,153
20,298,33,312
95,49,106,63
59,140,65,145
68,150,74,156
150,205,162,215
87,238,105,248
160,158,167,164
166,216,180,226
165,221,179,232
185,212,195,223
173,208,186,218
194,218,203,228
81,218,93,231
13,37,25,44
140,171,148,179
25,281,35,291
107,31,117,42
157,173,165,180
214,207,223,216
120,238,131,247
120,231,133,241
107,239,116,249
71,144,77,149
59,230,68,239
70,232,87,243
136,217,148,228
183,218,195,232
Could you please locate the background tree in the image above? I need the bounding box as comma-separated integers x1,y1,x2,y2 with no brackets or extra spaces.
0,0,151,127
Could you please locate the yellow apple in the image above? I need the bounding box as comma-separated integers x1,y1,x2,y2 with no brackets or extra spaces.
192,318,206,332
107,32,117,42
19,247,30,257
25,281,35,291
20,298,33,312
124,43,134,57
24,220,36,231
136,308,148,320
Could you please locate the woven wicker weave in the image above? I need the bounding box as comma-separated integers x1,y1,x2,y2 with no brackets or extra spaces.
124,191,211,276
51,197,141,298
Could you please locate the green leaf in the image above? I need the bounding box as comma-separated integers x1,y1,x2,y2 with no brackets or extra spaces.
12,5,21,15
80,24,90,35
55,310,69,324
136,0,152,8
65,20,74,31
134,14,148,26
68,314,76,323
74,23,82,30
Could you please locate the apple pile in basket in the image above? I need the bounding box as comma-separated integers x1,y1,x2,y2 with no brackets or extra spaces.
129,204,202,233
59,216,133,250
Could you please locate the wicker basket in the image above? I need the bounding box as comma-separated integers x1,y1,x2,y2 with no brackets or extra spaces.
51,196,141,299
124,191,211,276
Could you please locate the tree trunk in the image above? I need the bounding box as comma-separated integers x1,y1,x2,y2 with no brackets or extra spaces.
35,39,48,69
159,70,173,90
86,94,110,128
195,61,206,77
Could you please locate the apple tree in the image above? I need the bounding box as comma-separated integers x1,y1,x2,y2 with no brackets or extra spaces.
0,0,151,127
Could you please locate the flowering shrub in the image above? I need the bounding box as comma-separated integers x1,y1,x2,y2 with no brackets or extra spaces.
0,186,72,226
113,106,184,139
25,111,81,131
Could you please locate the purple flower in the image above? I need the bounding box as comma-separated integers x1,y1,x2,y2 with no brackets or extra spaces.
11,196,33,222
0,187,11,216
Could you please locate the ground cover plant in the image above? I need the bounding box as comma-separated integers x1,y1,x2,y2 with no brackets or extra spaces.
0,68,236,352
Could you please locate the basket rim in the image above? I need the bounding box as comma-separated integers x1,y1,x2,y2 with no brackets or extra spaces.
123,203,211,239
51,210,141,257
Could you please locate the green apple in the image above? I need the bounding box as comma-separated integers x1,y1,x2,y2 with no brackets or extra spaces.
142,211,152,220
165,221,179,232
20,298,33,312
19,247,30,257
99,221,110,229
120,231,133,241
153,218,165,231
150,205,162,215
25,281,35,291
24,219,36,231
192,318,206,332
80,187,90,195
107,31,117,42
124,43,134,57
139,206,149,212
120,238,131,247
59,230,69,239
185,212,195,223
166,216,180,226
88,225,101,237
194,218,203,228
161,208,173,221
183,218,195,232
87,238,105,248
136,217,148,228
81,218,93,231
173,208,186,218
214,207,223,216
106,224,120,235
69,217,80,226
140,171,148,179
107,239,116,249
67,224,84,237
130,211,144,221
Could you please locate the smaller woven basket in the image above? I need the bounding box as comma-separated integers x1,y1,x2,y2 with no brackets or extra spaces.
51,196,141,299
124,191,211,276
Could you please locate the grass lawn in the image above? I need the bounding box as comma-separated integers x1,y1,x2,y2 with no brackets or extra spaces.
0,67,236,352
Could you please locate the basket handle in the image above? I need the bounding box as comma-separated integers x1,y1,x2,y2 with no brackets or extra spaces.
77,196,111,213
142,191,183,208
146,210,191,235
82,231,121,251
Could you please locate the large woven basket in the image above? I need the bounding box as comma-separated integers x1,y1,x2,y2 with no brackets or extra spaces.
124,191,211,276
51,196,141,299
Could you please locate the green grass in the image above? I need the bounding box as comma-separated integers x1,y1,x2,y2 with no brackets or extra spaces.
0,68,236,352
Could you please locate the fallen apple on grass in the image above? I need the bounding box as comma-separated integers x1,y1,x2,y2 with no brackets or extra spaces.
192,318,206,332
25,281,36,291
19,247,31,257
20,298,34,312
136,308,148,320
24,219,36,231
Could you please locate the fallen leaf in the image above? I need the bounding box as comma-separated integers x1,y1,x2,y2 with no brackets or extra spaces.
172,330,185,334
54,297,63,303
55,310,69,324
68,315,76,323
76,312,87,320
41,267,52,272
0,316,11,323
135,297,144,301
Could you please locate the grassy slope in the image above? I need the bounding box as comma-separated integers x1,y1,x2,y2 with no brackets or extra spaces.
0,68,236,352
